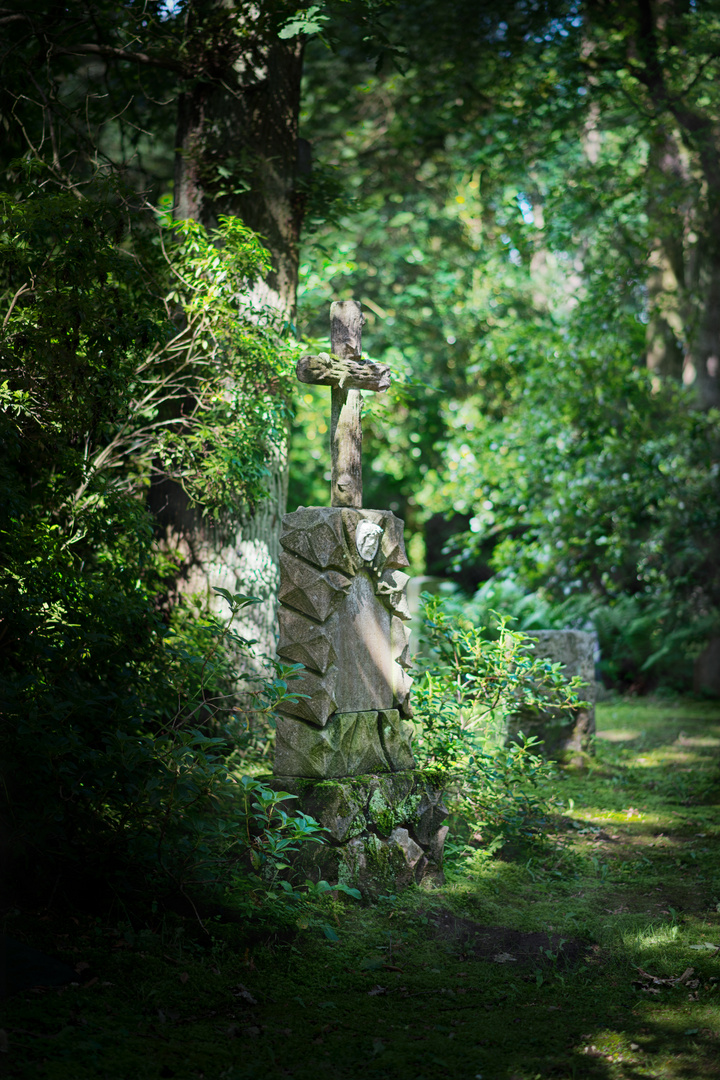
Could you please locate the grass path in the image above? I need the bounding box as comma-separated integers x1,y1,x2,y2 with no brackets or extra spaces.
2,698,719,1079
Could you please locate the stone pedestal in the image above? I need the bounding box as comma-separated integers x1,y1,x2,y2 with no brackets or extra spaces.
266,771,448,900
273,506,447,892
508,630,597,759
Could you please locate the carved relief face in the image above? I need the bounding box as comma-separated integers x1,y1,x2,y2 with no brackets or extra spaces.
355,520,383,562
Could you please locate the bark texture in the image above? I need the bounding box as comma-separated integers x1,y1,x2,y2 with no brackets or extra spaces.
630,0,720,409
159,1,305,661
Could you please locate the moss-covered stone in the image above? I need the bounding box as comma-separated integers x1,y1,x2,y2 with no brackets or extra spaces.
263,770,448,897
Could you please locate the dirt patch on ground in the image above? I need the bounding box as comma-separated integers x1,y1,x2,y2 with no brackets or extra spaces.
430,909,591,969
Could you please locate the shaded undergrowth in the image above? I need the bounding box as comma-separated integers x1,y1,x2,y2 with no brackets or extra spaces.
2,697,719,1079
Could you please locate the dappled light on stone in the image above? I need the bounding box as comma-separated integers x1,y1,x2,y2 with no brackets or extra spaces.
269,300,447,895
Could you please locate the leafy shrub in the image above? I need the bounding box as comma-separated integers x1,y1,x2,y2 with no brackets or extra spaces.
412,593,586,855
441,572,711,692
0,175,314,915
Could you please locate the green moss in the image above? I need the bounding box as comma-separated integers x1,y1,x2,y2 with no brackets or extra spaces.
368,787,396,835
5,697,720,1080
361,833,410,893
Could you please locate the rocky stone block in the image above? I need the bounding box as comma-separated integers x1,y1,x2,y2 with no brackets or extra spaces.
274,709,415,777
274,712,391,777
265,771,448,898
508,629,597,758
378,709,415,771
280,508,353,573
277,608,337,674
412,786,451,846
278,552,351,622
275,666,337,728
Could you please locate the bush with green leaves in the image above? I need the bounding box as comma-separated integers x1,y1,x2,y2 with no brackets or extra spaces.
412,593,586,856
440,572,712,693
0,174,311,912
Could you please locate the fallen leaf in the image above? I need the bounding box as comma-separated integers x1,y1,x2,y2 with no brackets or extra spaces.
232,984,258,1005
179,972,189,984
367,985,387,996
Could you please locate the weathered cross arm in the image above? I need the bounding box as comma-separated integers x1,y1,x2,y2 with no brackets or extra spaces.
296,352,391,392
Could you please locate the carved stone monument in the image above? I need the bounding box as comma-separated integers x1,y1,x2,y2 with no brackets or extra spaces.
268,301,447,895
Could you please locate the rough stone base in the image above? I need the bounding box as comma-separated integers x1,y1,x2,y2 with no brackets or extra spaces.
264,771,448,899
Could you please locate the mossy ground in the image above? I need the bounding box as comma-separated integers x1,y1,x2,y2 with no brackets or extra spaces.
3,697,720,1079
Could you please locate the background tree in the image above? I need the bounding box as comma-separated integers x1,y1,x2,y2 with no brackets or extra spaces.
295,0,720,686
1,0,332,658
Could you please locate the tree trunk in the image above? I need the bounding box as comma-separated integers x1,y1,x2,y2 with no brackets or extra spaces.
628,0,720,409
153,1,305,666
643,127,720,409
644,131,688,385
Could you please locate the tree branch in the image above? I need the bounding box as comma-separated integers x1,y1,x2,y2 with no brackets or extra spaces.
48,42,184,74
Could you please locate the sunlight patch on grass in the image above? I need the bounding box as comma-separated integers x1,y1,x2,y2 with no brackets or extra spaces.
596,728,642,742
621,921,681,950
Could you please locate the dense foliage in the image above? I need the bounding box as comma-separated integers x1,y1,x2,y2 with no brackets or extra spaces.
294,0,720,688
0,172,301,906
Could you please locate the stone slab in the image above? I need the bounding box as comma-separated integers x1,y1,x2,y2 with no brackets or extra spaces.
275,712,389,778
333,573,394,713
509,629,597,758
274,506,415,775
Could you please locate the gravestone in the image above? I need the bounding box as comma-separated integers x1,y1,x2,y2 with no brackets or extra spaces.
268,301,447,895
508,629,597,760
693,637,720,697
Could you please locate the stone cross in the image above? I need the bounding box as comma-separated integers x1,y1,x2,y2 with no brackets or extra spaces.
296,299,390,508
269,297,449,893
